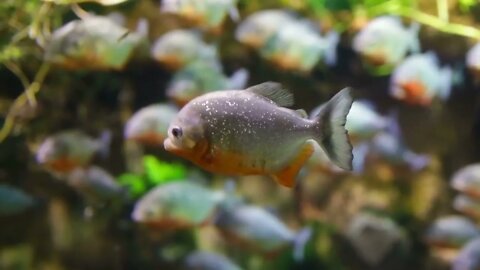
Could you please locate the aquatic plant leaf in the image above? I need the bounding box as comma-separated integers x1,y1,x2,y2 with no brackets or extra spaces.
118,173,145,197
143,155,186,185
459,0,477,12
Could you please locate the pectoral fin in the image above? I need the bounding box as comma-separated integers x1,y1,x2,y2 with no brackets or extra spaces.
272,142,314,188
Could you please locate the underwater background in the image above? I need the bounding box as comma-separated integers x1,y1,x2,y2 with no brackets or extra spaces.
2,0,480,269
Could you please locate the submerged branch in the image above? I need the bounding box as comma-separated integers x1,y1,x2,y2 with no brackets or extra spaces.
4,62,36,106
0,62,51,143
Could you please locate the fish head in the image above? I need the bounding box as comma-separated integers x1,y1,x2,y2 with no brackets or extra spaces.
36,137,69,165
164,104,208,161
167,79,199,107
131,198,168,224
125,112,166,146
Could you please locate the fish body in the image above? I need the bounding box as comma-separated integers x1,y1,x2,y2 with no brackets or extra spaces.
183,251,242,270
214,205,311,260
124,103,179,146
451,164,480,199
390,52,452,106
424,215,480,248
164,82,353,188
353,16,419,67
167,61,249,107
151,30,218,70
45,16,147,70
131,181,221,229
161,0,239,30
346,212,405,266
0,185,35,216
36,130,111,174
235,9,296,49
67,166,125,205
453,237,480,270
453,195,480,219
261,21,339,72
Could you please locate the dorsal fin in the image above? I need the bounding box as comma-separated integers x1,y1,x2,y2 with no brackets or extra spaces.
295,109,308,118
246,82,294,107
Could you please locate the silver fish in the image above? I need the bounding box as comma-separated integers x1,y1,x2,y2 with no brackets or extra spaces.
164,82,353,188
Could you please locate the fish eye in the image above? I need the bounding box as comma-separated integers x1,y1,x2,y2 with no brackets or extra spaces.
171,127,183,138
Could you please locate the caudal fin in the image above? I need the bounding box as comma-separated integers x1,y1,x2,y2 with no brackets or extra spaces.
96,130,112,159
293,227,312,262
312,88,354,170
228,68,249,89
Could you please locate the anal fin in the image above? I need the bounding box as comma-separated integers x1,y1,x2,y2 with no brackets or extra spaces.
272,142,314,188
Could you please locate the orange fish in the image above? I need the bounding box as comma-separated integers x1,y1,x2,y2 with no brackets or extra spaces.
164,82,354,187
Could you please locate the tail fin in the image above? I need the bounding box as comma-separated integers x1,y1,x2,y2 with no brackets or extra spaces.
438,67,452,100
408,22,421,53
352,142,370,173
404,152,430,171
324,31,340,66
96,130,112,159
312,88,354,170
293,227,313,262
228,7,240,22
228,68,249,89
135,18,149,37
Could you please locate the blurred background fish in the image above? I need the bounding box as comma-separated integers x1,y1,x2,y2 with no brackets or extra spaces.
35,130,111,174
0,184,35,216
390,52,452,106
353,16,420,69
235,9,296,49
124,103,179,146
45,16,148,70
161,0,239,32
166,61,248,106
182,251,242,270
151,29,219,71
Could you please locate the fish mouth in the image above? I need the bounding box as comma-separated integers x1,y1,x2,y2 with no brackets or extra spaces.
163,137,177,152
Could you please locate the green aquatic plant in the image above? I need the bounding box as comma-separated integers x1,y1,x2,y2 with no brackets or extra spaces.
307,0,480,40
118,155,186,197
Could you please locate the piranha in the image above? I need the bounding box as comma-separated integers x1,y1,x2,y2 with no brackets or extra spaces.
67,166,126,206
353,16,420,67
36,130,111,174
183,251,242,270
0,184,35,216
167,61,249,107
45,16,147,70
451,163,480,200
235,9,296,49
260,20,339,72
131,181,228,229
151,30,219,70
453,237,480,270
161,0,240,31
424,215,480,249
346,212,406,266
214,205,312,261
390,52,452,106
163,82,354,188
124,103,179,146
